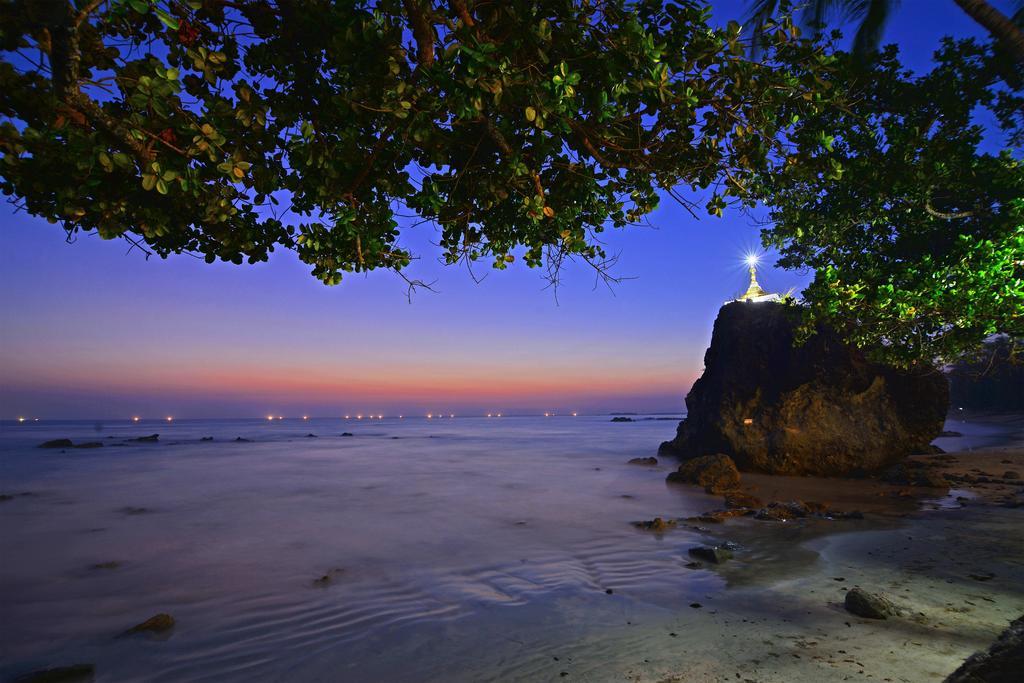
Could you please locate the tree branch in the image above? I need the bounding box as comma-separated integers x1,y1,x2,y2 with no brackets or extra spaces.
402,0,435,67
450,0,475,27
483,118,545,199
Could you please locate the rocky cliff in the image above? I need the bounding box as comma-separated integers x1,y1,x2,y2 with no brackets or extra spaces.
659,301,948,476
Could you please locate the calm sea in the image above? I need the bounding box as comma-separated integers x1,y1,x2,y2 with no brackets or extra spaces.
0,414,759,681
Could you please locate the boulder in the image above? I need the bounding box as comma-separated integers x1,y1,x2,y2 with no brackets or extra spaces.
844,587,897,619
660,302,948,476
666,454,741,494
945,614,1024,683
628,456,658,465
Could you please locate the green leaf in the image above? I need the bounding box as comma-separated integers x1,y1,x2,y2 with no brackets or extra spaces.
156,9,179,30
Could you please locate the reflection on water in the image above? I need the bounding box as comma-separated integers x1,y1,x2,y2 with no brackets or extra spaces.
1,415,733,682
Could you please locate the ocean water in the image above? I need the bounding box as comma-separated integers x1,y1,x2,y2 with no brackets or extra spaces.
0,415,737,682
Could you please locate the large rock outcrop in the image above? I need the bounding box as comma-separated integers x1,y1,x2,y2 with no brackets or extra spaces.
659,301,948,476
944,614,1024,683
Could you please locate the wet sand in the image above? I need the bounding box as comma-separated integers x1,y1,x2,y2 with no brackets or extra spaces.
627,413,1024,683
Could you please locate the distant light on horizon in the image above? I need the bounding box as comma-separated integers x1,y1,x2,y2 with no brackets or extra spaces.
166,416,173,422
17,416,26,423
132,416,140,422
302,415,309,420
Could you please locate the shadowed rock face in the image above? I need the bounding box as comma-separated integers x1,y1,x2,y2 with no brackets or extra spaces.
659,302,948,476
944,614,1024,683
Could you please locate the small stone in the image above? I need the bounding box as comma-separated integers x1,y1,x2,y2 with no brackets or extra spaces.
688,545,733,564
306,433,317,438
844,587,897,619
200,436,214,441
13,663,95,682
605,588,614,594
121,613,175,636
690,602,702,609
755,501,811,521
723,492,762,509
632,517,676,532
234,437,251,442
38,439,73,449
129,434,159,442
90,561,120,570
341,432,354,437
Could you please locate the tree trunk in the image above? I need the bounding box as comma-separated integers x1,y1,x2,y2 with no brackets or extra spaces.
952,0,1024,63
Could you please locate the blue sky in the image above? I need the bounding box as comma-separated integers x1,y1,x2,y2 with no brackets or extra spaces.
0,0,1006,418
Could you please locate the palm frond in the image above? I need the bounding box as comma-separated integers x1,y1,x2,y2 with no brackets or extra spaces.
744,0,898,55
743,0,782,56
851,0,898,55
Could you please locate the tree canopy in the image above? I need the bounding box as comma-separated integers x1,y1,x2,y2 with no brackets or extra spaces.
0,1,1021,367
0,0,836,286
749,31,1023,365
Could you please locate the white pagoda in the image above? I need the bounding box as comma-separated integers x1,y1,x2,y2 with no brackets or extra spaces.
730,255,783,304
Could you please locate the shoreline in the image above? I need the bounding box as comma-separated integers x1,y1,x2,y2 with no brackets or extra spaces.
0,414,1020,681
639,412,1024,682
